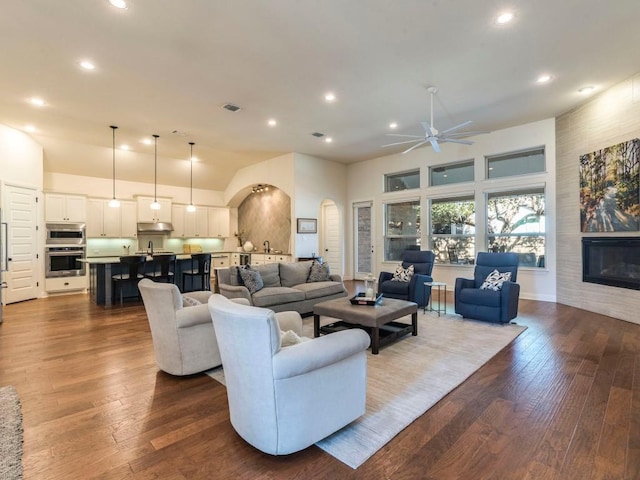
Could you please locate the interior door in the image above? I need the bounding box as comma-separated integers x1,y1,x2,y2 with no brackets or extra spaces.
353,201,374,280
321,201,342,276
3,184,38,304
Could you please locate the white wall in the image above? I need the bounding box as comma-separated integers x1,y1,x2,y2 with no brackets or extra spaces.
346,118,557,302
44,172,225,206
293,153,348,261
556,73,640,324
0,125,43,188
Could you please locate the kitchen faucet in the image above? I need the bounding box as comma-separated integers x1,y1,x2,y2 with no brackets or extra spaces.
263,240,270,253
148,240,154,256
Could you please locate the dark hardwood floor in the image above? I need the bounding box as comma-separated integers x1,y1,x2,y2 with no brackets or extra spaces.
1,283,639,479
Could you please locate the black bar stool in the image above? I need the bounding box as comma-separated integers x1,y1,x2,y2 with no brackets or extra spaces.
112,255,147,306
182,253,211,292
144,254,176,283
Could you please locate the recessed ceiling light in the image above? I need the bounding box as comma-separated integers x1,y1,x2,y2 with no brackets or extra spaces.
25,125,36,133
325,137,333,143
120,144,130,150
537,74,552,84
389,122,398,130
267,119,277,127
79,60,95,70
495,12,514,25
109,0,128,9
324,92,336,102
579,86,596,94
141,138,152,145
28,97,46,107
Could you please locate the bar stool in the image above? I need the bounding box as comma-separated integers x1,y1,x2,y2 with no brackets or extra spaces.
144,254,176,283
112,255,147,306
182,253,211,292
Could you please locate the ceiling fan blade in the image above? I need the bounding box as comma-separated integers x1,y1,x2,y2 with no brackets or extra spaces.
385,133,424,138
381,139,423,148
420,121,436,136
429,138,441,153
439,120,473,135
402,140,429,154
444,130,491,137
440,138,474,145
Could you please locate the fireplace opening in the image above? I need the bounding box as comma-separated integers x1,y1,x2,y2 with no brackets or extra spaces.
582,237,640,290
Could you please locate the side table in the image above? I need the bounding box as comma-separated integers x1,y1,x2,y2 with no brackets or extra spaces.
424,281,447,315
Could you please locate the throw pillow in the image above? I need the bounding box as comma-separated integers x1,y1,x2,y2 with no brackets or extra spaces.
181,295,201,307
480,269,512,291
239,267,264,294
392,264,414,282
280,330,311,348
307,260,331,282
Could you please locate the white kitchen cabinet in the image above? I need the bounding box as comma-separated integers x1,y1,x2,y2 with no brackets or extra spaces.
185,206,208,237
207,207,230,238
212,254,229,268
45,275,88,293
136,196,171,223
87,199,137,238
45,193,86,223
120,201,138,238
170,205,186,237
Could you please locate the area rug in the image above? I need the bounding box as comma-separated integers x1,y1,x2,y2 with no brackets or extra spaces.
206,312,526,469
0,385,23,480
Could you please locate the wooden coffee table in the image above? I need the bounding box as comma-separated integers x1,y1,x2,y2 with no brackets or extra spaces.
313,297,418,354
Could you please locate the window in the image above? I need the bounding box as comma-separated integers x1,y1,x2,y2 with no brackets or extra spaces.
487,188,545,267
384,170,420,192
429,160,474,186
486,147,545,179
430,197,475,264
384,200,420,261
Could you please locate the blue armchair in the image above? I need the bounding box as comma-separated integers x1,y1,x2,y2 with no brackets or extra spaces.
378,250,435,308
454,252,520,323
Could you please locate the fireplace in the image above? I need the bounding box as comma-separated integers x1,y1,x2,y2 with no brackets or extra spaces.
582,237,640,290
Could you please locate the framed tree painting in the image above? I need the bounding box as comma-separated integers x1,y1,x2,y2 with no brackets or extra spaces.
579,138,640,232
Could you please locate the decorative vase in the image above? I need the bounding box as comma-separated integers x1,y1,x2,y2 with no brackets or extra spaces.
243,241,254,252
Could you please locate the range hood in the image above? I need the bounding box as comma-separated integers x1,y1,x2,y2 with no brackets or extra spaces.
137,222,174,233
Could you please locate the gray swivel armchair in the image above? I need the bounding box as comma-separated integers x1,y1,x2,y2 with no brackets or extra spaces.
208,293,370,455
454,252,520,323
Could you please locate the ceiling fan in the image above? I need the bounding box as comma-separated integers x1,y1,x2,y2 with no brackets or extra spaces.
382,86,488,154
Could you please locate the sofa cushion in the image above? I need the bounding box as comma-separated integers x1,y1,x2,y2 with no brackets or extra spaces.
253,263,281,287
294,281,345,300
228,266,242,286
252,286,306,308
239,267,264,294
307,260,331,282
280,261,313,287
379,279,410,296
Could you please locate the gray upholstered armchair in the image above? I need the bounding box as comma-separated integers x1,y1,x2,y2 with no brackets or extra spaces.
378,250,435,307
207,293,370,455
454,252,520,323
138,278,221,376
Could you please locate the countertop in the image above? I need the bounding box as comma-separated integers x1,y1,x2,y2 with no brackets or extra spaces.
82,250,291,264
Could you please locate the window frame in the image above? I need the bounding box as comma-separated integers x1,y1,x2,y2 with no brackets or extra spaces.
486,146,546,180
384,169,420,193
383,198,421,262
429,195,476,265
429,159,475,187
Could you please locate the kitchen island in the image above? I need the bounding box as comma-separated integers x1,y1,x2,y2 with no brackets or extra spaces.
82,254,205,307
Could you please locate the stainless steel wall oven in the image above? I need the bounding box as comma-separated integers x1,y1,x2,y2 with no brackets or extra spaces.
45,246,86,278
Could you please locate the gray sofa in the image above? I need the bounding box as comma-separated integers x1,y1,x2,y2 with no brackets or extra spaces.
217,261,347,315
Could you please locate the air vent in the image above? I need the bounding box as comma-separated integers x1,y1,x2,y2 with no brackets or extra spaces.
311,132,325,138
222,103,241,112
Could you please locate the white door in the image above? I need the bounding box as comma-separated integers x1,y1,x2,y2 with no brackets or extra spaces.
321,201,342,276
3,185,38,304
353,201,374,280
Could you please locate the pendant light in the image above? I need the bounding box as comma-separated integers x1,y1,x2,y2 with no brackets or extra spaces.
108,125,120,208
150,134,161,210
186,142,196,212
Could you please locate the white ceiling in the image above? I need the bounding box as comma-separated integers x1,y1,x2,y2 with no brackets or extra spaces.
1,0,639,191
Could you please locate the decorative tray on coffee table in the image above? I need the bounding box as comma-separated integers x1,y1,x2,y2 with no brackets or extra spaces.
350,293,383,306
